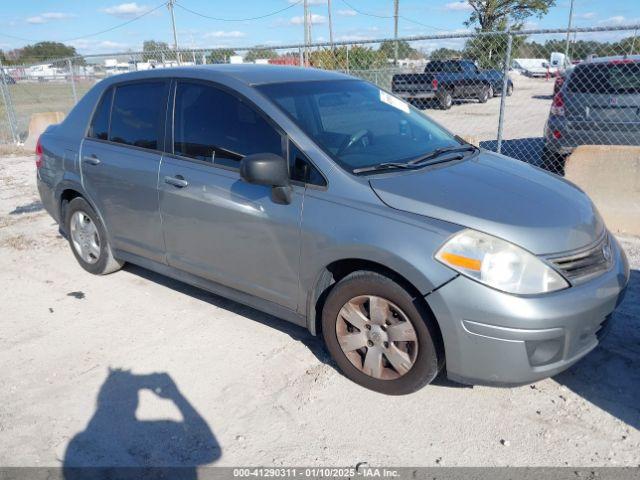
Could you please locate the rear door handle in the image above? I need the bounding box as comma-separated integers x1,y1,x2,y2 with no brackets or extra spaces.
82,155,101,166
164,175,189,188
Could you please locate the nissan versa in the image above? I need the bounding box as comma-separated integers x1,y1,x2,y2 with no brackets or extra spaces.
36,65,630,394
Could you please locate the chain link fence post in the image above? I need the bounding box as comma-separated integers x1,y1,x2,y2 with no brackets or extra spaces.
67,58,78,105
496,31,513,154
0,58,19,144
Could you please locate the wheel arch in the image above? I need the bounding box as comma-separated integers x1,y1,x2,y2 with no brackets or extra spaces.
307,258,446,356
55,182,108,241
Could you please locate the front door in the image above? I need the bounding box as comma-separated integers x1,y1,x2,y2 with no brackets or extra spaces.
159,81,303,310
81,80,169,262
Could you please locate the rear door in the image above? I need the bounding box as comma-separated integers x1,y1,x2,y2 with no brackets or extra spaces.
158,80,304,310
81,80,169,262
565,61,640,139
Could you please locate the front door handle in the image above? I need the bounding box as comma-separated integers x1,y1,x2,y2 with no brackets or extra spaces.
164,175,189,188
82,155,101,166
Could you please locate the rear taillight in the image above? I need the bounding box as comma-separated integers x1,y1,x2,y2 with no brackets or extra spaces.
432,78,438,90
35,137,43,169
550,91,565,116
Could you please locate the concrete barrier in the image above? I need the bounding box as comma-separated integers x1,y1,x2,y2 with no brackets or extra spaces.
564,145,640,237
24,111,65,150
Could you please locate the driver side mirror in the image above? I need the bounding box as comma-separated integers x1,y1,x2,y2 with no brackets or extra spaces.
240,153,292,205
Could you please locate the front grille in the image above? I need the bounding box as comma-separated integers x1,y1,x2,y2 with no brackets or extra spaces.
546,234,612,284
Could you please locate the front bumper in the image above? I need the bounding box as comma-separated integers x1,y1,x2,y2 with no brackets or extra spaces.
426,236,630,386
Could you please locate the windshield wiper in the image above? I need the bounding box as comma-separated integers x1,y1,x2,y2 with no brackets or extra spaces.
352,144,477,175
406,145,477,166
353,162,417,174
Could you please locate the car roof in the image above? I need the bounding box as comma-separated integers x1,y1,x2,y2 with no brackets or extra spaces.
102,64,353,86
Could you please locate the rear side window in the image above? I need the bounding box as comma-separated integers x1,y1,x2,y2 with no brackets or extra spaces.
173,82,282,167
109,81,168,150
88,88,113,140
568,62,640,94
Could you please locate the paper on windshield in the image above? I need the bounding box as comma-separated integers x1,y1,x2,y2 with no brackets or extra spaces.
379,90,410,113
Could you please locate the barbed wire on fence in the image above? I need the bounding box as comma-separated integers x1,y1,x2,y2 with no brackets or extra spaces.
2,25,639,177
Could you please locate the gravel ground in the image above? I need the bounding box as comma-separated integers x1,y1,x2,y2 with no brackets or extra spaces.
0,151,638,468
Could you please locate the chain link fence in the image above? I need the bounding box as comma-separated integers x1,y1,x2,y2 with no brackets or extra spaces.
2,25,639,175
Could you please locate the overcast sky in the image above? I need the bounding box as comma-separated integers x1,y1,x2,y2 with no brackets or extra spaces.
0,0,638,54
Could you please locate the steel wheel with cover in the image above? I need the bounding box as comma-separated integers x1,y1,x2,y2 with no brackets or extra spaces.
322,271,442,394
65,197,123,275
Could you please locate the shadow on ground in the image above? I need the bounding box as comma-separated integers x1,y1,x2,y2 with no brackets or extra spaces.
124,264,331,366
10,200,43,215
480,137,565,174
63,369,220,480
554,269,640,430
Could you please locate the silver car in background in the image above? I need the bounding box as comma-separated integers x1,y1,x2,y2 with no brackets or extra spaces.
544,56,640,160
37,65,629,394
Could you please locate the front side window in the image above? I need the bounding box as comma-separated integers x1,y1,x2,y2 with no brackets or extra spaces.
109,81,168,150
88,88,113,140
173,82,282,168
258,80,459,172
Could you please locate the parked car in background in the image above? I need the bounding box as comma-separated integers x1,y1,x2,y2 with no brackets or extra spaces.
544,56,640,162
37,65,629,394
392,59,493,109
512,58,549,77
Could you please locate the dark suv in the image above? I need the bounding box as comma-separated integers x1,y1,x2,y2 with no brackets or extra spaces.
544,56,640,159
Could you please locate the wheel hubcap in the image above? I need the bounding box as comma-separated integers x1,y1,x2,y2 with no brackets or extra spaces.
335,295,419,380
70,211,101,264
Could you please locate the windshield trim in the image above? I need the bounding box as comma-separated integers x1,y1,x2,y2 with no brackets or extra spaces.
256,79,464,176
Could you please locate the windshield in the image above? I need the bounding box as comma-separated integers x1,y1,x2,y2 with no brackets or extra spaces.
257,80,460,172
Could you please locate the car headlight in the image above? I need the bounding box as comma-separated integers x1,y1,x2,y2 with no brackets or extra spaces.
435,229,569,294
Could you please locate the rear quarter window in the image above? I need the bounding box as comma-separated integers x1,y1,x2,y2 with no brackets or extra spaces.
109,81,168,150
88,88,113,140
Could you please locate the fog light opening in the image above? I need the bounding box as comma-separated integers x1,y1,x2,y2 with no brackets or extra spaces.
526,338,564,367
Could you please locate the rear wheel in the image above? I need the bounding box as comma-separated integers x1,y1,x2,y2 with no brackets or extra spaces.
321,271,442,395
65,197,123,275
541,145,567,175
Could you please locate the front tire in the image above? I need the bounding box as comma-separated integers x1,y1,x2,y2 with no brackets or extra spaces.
65,197,123,275
321,271,442,395
437,90,453,110
478,85,490,103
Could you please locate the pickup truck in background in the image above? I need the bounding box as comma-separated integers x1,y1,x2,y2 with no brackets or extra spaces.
391,59,511,109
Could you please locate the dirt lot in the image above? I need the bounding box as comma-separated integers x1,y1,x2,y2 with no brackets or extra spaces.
0,153,639,468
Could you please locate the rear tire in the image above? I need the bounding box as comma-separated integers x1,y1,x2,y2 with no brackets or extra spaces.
321,271,442,395
65,197,123,275
541,145,567,175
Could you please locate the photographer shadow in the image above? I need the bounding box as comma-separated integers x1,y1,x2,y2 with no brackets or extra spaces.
63,368,220,480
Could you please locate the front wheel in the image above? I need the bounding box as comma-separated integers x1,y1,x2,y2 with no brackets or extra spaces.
437,90,453,110
65,197,123,275
321,271,442,395
478,85,490,103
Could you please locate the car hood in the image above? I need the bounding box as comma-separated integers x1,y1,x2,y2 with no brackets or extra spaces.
369,151,604,255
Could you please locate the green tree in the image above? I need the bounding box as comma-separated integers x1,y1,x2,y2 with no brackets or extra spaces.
429,47,463,60
378,40,420,60
19,41,82,65
208,48,237,64
244,47,278,62
142,40,176,61
464,0,555,31
309,45,386,71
